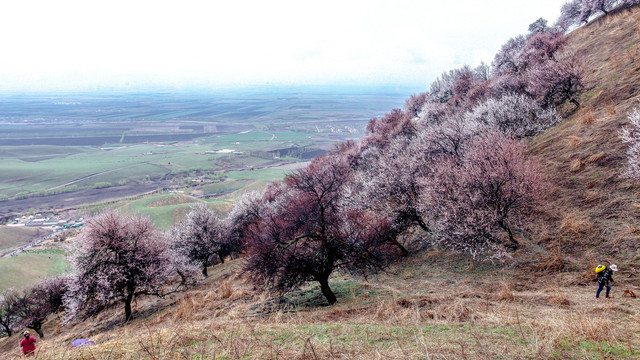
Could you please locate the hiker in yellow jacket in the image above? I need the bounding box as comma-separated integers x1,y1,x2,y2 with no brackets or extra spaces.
595,264,617,299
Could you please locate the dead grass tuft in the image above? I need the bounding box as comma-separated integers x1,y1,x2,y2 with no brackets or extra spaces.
532,250,565,273
563,308,619,342
586,151,606,164
577,105,596,125
583,190,602,203
218,280,233,299
374,300,402,320
173,295,198,322
569,158,584,172
605,102,617,115
434,298,476,322
496,281,515,302
623,222,640,234
567,135,585,147
560,213,592,236
546,292,571,307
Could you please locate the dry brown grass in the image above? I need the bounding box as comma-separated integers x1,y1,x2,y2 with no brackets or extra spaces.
586,151,607,164
496,280,515,302
577,105,596,125
606,101,617,115
583,190,603,203
434,298,477,322
567,135,585,147
1,258,637,360
569,158,584,172
527,6,640,274
564,308,618,342
531,247,565,273
560,213,593,236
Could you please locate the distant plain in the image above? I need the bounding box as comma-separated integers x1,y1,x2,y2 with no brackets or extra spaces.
0,89,410,218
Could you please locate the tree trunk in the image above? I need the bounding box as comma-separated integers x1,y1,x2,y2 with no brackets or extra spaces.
218,254,225,264
202,264,208,277
317,277,337,305
124,290,134,322
2,325,11,337
500,222,518,250
29,324,44,338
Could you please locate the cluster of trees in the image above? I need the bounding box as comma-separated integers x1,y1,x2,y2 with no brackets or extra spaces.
557,0,640,29
232,18,581,303
0,207,241,335
0,277,66,338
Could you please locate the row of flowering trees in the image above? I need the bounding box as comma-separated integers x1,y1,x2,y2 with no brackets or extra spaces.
0,8,598,330
231,18,582,303
0,206,237,334
557,0,640,29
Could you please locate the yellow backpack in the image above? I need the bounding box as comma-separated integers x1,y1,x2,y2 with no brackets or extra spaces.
595,264,606,274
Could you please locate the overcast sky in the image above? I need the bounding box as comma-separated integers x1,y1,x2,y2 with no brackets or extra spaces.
0,0,563,92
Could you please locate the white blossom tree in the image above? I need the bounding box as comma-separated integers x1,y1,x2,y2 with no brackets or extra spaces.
620,103,640,180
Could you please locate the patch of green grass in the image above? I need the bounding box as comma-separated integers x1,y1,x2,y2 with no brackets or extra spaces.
576,340,639,359
224,168,290,182
118,194,203,229
282,279,388,309
201,179,254,195
0,249,67,291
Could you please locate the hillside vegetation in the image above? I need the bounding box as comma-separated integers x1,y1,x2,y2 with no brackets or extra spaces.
2,4,640,360
529,6,640,271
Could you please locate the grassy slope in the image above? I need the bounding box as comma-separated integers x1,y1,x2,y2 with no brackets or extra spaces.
4,254,637,359
0,249,67,291
2,9,640,359
528,6,640,275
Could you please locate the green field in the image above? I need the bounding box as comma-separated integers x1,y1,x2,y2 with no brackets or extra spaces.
0,137,312,198
119,193,203,229
0,249,67,290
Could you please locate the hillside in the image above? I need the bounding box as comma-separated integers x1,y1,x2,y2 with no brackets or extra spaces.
529,6,640,274
2,6,640,360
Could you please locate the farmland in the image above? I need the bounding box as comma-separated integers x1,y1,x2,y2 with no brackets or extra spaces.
0,226,51,253
0,88,411,219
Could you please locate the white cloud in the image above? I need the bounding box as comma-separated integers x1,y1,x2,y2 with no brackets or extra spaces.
0,0,562,90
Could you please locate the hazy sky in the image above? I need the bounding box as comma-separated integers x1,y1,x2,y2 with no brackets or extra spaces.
0,0,563,92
